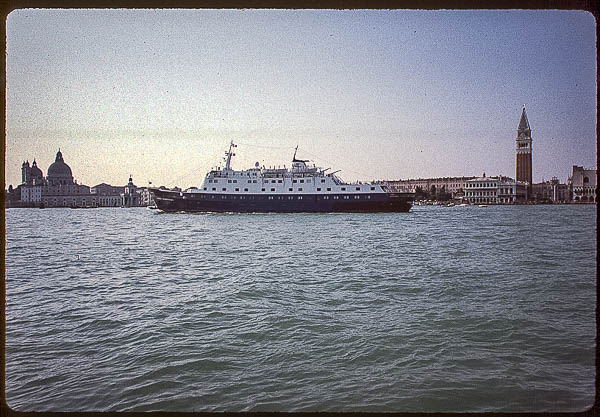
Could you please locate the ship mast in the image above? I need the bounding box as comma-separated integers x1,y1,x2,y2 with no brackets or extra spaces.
224,141,237,171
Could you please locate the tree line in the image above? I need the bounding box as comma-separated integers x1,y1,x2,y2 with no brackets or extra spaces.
414,185,456,201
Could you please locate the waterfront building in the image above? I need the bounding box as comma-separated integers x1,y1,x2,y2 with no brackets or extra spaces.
388,176,476,198
12,150,153,208
531,177,569,203
121,175,142,207
15,150,93,207
5,185,20,206
464,174,527,204
41,150,92,207
91,183,123,207
138,187,155,207
20,184,42,203
568,165,597,203
18,160,46,205
515,105,533,189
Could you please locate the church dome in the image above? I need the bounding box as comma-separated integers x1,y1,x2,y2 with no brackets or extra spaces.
30,160,43,178
47,150,74,184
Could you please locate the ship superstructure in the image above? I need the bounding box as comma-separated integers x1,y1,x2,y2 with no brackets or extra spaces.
151,142,413,213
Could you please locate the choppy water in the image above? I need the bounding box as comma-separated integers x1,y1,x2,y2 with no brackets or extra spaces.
5,204,596,412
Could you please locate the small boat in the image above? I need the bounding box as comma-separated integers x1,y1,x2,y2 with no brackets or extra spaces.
146,205,158,210
478,204,488,208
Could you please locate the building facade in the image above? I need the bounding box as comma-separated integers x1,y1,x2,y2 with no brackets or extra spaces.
15,150,94,208
121,176,142,207
138,187,155,207
91,183,124,207
531,177,569,203
464,175,528,204
388,176,476,198
20,184,42,203
568,165,597,203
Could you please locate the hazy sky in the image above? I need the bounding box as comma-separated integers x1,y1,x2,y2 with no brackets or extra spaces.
5,9,596,188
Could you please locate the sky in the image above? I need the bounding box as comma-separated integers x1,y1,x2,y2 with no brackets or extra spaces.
5,9,597,188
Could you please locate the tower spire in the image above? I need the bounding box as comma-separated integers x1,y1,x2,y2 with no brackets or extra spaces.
518,105,530,133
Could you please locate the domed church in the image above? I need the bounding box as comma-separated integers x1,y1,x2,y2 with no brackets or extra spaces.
18,149,93,207
13,149,149,208
21,159,45,185
46,150,74,186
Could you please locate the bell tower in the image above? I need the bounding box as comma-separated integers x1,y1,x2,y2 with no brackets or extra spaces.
515,105,532,186
21,160,31,184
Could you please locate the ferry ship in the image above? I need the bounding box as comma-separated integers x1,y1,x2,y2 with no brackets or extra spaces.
151,142,414,213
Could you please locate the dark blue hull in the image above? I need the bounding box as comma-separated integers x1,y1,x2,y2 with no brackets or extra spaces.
151,189,413,213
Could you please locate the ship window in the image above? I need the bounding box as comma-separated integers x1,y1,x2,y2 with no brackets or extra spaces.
268,196,273,200
248,180,251,183
228,180,232,183
288,196,292,199
293,180,297,183
298,196,303,200
356,187,360,191
341,187,346,191
222,196,226,199
203,188,207,191
355,196,359,199
317,188,321,191
368,196,371,199
298,188,303,191
272,180,276,183
271,188,275,191
253,180,257,183
324,196,328,200
334,196,338,199
307,179,311,183
344,196,349,199
244,188,248,192
300,179,304,183
289,188,293,191
261,188,265,192
321,179,325,183
222,188,226,191
233,180,237,183
371,187,375,190
278,180,282,183
212,188,216,191
214,180,218,183
235,188,239,192
327,188,331,191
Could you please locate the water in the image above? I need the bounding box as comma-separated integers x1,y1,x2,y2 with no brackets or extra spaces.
5,204,596,412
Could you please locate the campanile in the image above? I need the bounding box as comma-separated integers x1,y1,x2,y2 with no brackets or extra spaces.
515,105,532,186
